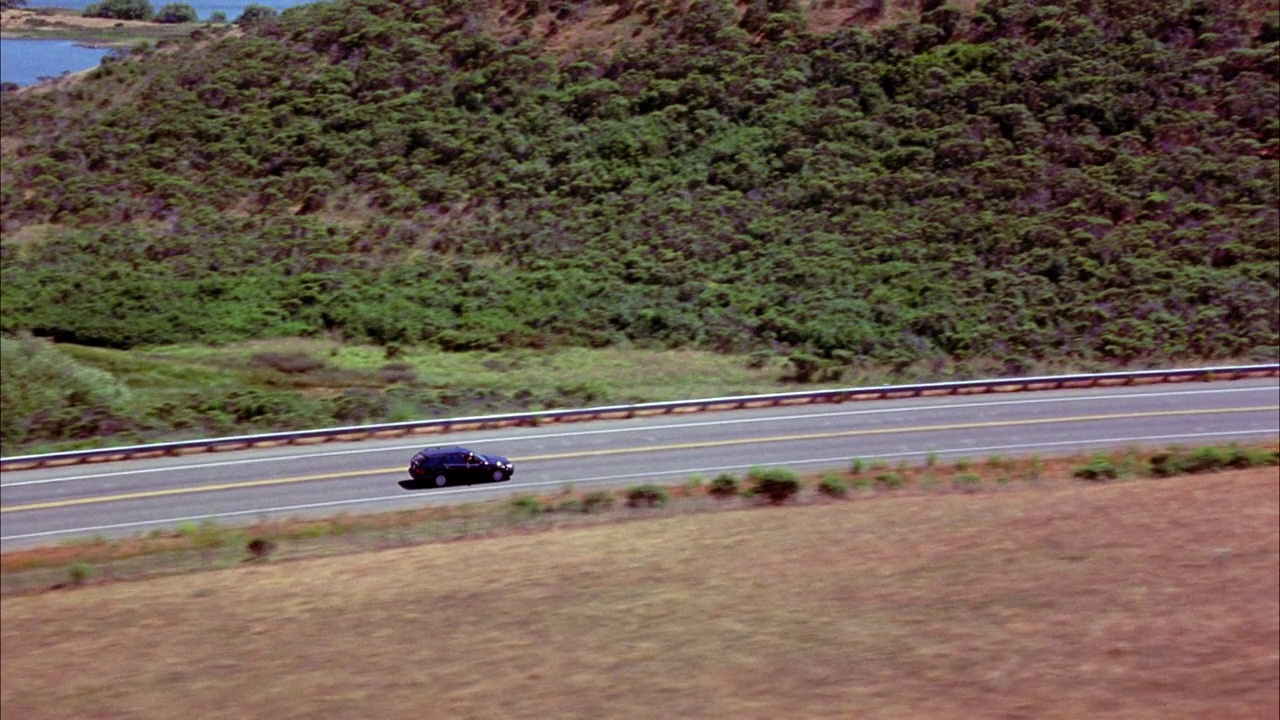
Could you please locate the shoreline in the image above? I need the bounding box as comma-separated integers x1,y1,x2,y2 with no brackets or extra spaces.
1,32,124,47
2,8,206,46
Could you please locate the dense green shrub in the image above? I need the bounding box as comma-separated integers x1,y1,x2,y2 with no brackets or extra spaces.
245,537,277,561
1179,446,1226,474
817,473,847,498
154,2,196,22
1149,444,1277,477
68,562,93,586
1073,455,1121,481
708,473,739,499
625,485,669,508
0,334,133,450
83,0,153,20
236,3,275,23
581,490,616,513
874,472,905,489
747,467,801,505
1224,444,1280,469
1147,451,1182,478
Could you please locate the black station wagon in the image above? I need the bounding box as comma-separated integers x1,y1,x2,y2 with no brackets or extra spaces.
407,447,514,488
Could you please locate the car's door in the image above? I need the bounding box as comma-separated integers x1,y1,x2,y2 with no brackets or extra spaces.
442,452,468,483
463,452,485,483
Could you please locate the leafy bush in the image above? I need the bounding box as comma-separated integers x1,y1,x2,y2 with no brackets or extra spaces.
626,485,669,508
747,467,801,505
1073,455,1120,481
68,562,93,586
1149,445,1277,477
708,474,739,500
817,474,847,498
245,537,277,561
1226,444,1280,468
786,351,839,383
874,472,905,489
1180,446,1226,474
236,3,275,23
1147,451,1182,478
83,0,153,20
0,334,133,450
581,490,615,513
154,2,195,22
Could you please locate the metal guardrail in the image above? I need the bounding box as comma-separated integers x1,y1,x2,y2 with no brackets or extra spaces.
2,364,1276,471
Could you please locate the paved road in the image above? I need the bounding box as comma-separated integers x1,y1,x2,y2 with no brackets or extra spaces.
2,380,1277,548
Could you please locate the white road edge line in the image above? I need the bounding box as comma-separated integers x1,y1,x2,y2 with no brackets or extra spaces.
3,384,1275,487
3,427,1275,543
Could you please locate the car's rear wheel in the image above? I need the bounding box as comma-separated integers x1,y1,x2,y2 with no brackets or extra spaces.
435,475,448,487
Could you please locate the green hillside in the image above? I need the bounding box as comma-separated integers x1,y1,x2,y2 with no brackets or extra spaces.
1,0,1277,450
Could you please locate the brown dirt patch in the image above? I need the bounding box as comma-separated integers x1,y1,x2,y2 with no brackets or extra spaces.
2,468,1276,719
1,8,155,32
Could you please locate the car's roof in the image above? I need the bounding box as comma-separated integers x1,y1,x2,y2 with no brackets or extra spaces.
414,446,471,457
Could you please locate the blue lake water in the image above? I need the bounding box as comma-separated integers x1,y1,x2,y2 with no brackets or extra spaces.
1,0,321,87
19,0,318,21
1,39,113,86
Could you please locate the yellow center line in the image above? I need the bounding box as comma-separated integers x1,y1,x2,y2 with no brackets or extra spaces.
3,406,1276,513
1,468,396,513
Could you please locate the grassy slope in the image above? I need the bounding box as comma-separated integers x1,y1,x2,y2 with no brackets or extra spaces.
0,8,202,44
2,0,1276,358
2,468,1277,719
1,0,1277,452
4,334,1242,456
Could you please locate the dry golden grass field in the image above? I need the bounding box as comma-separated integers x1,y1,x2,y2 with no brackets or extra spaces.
2,468,1277,720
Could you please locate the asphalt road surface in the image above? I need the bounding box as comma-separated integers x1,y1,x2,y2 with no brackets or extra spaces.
2,379,1277,548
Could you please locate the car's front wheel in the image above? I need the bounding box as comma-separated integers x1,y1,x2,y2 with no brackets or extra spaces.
434,475,448,487
492,470,506,482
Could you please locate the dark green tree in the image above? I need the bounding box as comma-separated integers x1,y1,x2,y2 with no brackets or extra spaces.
83,0,154,20
236,3,277,24
155,2,197,22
